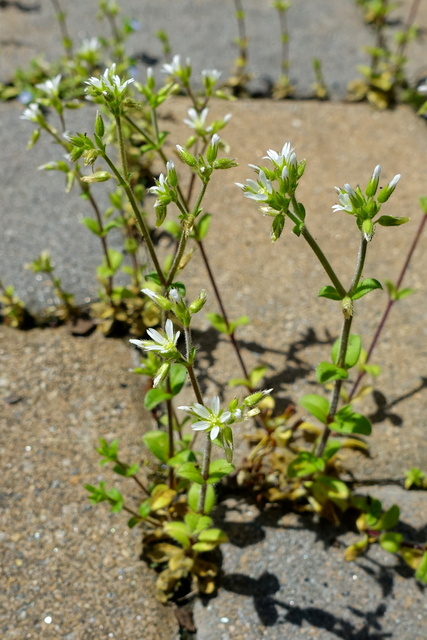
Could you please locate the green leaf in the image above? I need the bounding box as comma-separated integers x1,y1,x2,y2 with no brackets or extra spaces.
318,285,342,301
176,462,204,484
271,214,285,241
249,365,268,387
330,406,371,435
287,451,325,478
144,389,173,410
415,551,427,583
169,363,187,396
229,316,249,333
379,532,403,553
107,248,123,272
164,522,191,548
321,439,342,462
419,196,427,214
142,430,169,462
167,449,197,467
351,278,382,300
299,394,330,423
193,213,212,240
374,504,400,531
139,500,151,519
145,271,162,285
309,475,350,509
385,280,414,301
331,334,362,369
113,462,139,477
376,215,409,227
207,459,235,483
206,312,229,334
187,482,216,514
316,362,348,383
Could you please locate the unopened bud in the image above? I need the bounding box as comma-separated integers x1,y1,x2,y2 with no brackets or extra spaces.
377,174,401,203
365,164,381,197
153,362,170,388
95,110,105,137
362,218,374,242
189,289,207,314
206,134,220,163
176,145,197,167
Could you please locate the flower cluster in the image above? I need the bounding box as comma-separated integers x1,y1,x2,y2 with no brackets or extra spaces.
236,141,305,218
85,63,135,100
332,165,402,241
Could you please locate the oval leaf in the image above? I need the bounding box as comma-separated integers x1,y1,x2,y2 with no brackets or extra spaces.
316,362,348,383
142,430,169,462
351,278,383,300
299,394,330,423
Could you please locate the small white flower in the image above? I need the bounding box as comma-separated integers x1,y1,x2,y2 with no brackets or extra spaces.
178,396,231,441
236,169,273,202
264,142,295,169
36,74,62,97
78,38,101,55
332,184,357,214
129,319,180,355
141,288,162,303
85,64,134,97
162,54,191,77
183,107,209,130
201,69,221,83
20,103,43,123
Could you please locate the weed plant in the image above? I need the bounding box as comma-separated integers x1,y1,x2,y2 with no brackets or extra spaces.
6,0,427,607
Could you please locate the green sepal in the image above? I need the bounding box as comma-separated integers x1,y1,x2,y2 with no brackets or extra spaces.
318,285,342,301
271,214,285,241
299,394,330,423
316,362,348,383
351,278,382,300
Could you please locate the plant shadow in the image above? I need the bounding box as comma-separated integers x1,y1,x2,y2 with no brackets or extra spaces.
207,494,426,638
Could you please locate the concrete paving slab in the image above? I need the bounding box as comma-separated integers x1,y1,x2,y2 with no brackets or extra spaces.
0,0,374,98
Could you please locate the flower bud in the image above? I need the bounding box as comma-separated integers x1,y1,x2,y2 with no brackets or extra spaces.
189,289,207,314
166,161,178,187
365,164,381,197
176,145,197,167
80,170,111,182
141,288,172,311
377,174,401,203
362,218,374,242
243,388,273,407
95,110,105,137
153,362,170,388
206,133,220,163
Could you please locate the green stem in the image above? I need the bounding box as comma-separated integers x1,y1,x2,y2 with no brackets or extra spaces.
185,360,211,513
316,232,368,458
165,182,208,286
300,225,346,298
102,152,166,286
